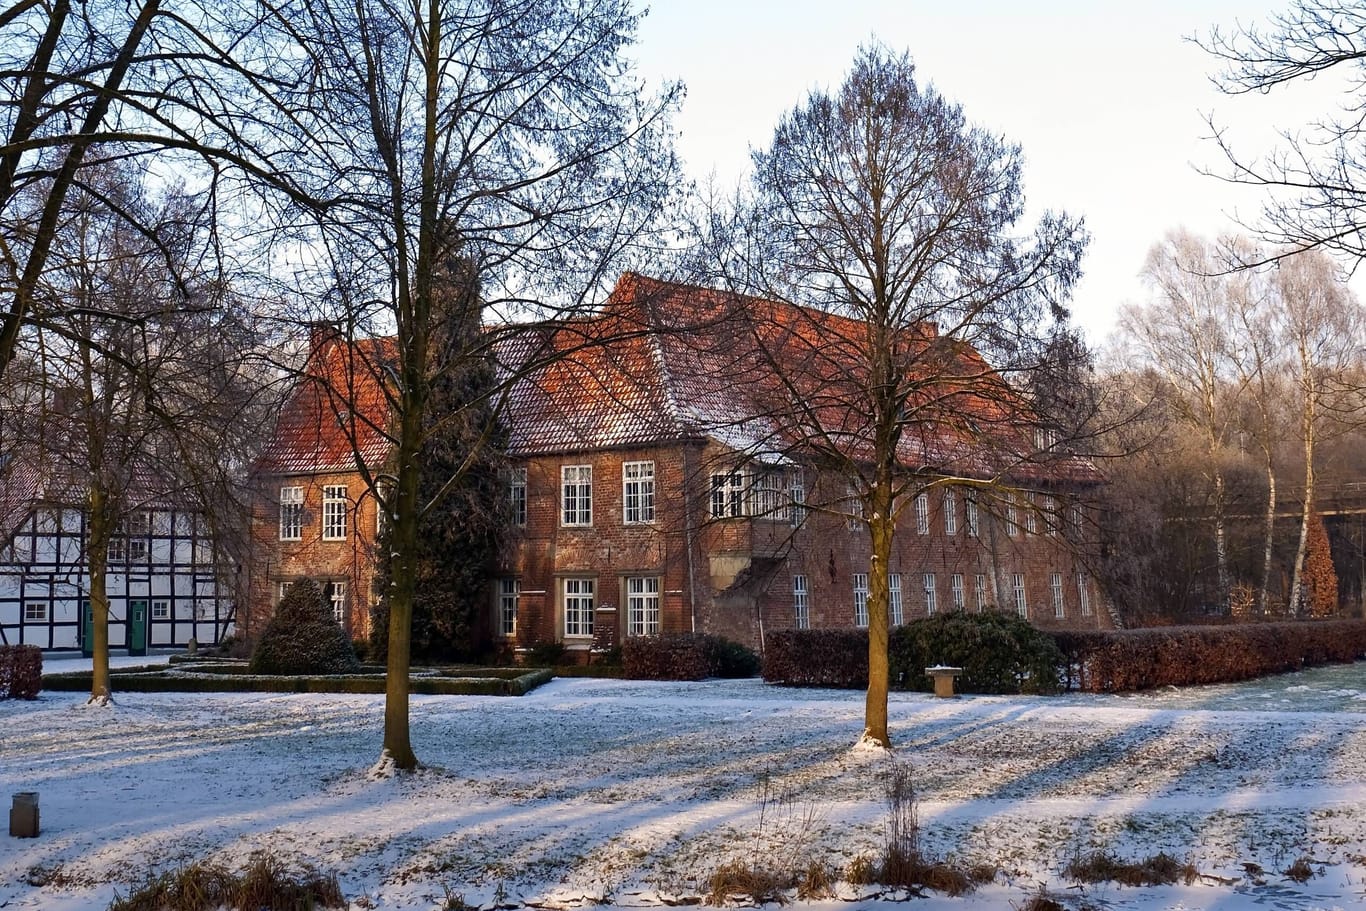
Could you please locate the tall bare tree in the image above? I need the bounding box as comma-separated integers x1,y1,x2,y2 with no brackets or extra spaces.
252,0,678,771
1202,2,1366,263
1123,230,1246,610
1271,250,1364,613
717,45,1086,749
25,161,266,703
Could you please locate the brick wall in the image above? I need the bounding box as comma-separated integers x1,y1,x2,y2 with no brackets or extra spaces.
246,471,381,641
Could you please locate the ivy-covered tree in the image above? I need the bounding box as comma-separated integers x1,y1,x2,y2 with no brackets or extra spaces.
370,251,508,664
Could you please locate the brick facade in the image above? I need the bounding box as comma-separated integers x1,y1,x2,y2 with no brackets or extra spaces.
243,471,382,641
248,273,1110,654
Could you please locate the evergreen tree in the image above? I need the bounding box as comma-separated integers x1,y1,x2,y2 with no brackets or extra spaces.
370,249,508,663
1303,509,1339,618
251,580,360,675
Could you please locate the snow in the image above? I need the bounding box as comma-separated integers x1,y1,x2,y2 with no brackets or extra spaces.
3,661,1366,910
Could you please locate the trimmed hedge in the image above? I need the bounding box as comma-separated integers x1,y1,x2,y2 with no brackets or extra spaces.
622,633,761,681
0,644,42,699
42,666,553,696
763,614,1061,694
763,629,868,688
1053,620,1366,693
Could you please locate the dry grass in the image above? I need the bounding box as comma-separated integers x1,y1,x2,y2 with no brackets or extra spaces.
794,861,834,900
109,853,344,911
1064,850,1197,887
873,764,995,896
706,859,791,906
1283,856,1318,883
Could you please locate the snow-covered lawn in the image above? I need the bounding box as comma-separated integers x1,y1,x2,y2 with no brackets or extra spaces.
3,661,1366,911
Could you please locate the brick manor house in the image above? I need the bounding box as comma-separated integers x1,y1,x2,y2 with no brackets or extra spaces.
246,274,1110,656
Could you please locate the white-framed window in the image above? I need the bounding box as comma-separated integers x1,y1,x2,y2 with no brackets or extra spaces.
1042,495,1057,536
924,573,937,615
1025,494,1038,535
751,472,782,518
498,578,519,637
951,573,965,611
944,489,958,535
23,602,46,622
107,533,127,563
847,484,864,531
852,573,869,628
1071,503,1084,534
279,486,304,541
509,468,527,527
889,573,903,626
1078,573,1092,616
327,580,346,624
561,465,593,526
710,471,746,519
1006,498,1019,537
626,576,661,636
966,490,979,538
563,578,595,637
127,512,150,560
151,600,170,620
1012,573,1028,618
974,574,987,612
915,492,930,535
793,575,809,629
1051,572,1065,618
1035,427,1056,452
322,485,348,540
788,472,806,525
623,461,656,524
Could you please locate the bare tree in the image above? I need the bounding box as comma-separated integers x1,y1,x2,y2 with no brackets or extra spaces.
716,45,1086,749
1271,250,1364,613
24,161,265,703
1122,230,1247,610
1202,2,1366,262
250,0,679,771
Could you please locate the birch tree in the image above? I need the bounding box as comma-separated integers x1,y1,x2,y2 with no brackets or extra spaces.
1272,250,1364,614
1123,230,1243,610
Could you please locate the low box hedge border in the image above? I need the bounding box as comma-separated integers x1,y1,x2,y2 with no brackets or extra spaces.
41,666,553,697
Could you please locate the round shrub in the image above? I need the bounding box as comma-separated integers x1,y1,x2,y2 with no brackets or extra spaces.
888,611,1063,695
249,580,361,676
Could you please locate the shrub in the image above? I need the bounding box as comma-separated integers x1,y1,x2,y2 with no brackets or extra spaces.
889,611,1063,695
526,641,566,667
765,614,1061,694
0,645,41,699
1052,619,1366,693
763,629,868,688
623,633,760,680
248,581,360,676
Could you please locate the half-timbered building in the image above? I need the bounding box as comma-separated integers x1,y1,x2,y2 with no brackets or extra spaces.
0,462,232,652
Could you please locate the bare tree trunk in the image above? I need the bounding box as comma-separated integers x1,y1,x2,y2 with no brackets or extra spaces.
1288,386,1316,615
1260,451,1276,615
87,485,112,706
864,479,894,749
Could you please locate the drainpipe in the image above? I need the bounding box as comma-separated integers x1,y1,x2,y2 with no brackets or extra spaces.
683,444,699,633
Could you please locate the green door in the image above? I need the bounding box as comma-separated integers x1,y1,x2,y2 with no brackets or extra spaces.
81,600,93,658
128,600,147,656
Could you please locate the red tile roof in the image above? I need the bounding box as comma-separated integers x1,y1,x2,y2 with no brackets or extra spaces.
253,334,396,476
256,274,1098,485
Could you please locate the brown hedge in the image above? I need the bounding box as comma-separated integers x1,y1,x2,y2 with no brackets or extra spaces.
0,645,42,699
622,633,760,680
762,629,869,688
1052,620,1366,693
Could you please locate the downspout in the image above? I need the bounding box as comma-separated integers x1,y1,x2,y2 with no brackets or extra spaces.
684,443,699,633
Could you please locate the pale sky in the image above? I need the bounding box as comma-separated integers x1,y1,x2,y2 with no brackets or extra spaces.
633,1,1347,345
